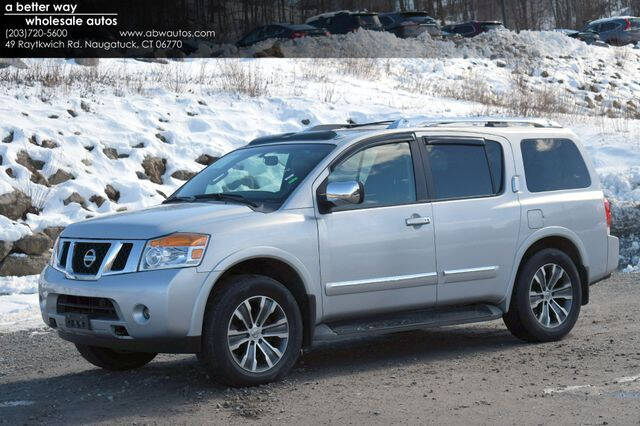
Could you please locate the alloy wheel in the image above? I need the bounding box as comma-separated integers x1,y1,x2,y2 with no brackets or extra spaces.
529,263,574,328
227,296,289,373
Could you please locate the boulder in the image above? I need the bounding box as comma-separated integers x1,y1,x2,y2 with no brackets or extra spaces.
49,169,74,185
63,192,87,208
2,131,13,143
0,190,32,220
80,101,91,112
16,150,45,173
5,168,14,178
104,185,120,202
0,241,12,262
0,253,50,277
14,232,52,255
30,171,50,187
155,133,168,143
195,154,218,166
103,147,119,160
40,139,59,149
43,226,64,241
67,109,78,118
171,170,196,181
141,156,166,184
89,194,105,207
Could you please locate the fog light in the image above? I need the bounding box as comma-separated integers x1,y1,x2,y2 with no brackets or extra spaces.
133,304,151,324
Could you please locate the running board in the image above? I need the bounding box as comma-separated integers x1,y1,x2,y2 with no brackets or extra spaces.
313,304,503,343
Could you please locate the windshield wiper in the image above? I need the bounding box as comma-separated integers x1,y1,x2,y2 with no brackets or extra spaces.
193,193,259,208
163,195,196,204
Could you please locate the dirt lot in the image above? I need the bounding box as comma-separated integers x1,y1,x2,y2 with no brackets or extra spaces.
1,273,639,425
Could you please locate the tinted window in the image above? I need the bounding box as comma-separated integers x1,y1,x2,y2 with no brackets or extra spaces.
485,141,504,193
426,142,500,200
521,139,591,192
601,22,619,31
329,142,416,207
458,25,475,34
631,19,640,29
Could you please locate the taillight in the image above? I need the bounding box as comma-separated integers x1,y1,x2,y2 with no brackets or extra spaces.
624,19,631,30
604,198,612,233
290,31,305,39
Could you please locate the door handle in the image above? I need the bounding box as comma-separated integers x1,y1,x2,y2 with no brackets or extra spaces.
406,216,431,226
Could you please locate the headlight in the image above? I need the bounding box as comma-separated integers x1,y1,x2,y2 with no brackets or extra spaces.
139,233,209,271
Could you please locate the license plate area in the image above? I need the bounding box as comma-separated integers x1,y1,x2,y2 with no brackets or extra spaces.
65,314,91,330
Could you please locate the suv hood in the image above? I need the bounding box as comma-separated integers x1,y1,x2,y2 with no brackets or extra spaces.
62,202,253,240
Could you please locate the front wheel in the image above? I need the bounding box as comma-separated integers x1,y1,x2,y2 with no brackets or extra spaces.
503,248,582,343
200,274,303,387
75,344,157,371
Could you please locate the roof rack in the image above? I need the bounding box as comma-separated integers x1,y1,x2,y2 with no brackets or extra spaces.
420,118,563,128
308,120,399,131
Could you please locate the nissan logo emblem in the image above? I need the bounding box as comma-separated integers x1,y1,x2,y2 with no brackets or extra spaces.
83,249,97,268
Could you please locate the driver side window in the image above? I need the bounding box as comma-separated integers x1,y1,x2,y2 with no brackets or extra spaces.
328,142,416,208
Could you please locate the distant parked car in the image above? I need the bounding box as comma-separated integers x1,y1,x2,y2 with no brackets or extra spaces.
306,10,383,34
379,12,441,38
556,29,602,45
237,24,328,48
442,21,504,38
583,16,640,46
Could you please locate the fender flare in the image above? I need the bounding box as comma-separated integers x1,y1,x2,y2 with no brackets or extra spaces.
499,227,589,312
187,246,316,336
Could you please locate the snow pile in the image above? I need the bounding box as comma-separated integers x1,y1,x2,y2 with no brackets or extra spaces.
0,293,41,333
243,28,592,60
0,216,31,242
0,275,39,295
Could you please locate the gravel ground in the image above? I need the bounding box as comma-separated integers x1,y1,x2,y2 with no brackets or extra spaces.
1,273,639,425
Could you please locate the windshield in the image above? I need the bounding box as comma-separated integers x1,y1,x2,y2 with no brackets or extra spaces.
170,143,334,210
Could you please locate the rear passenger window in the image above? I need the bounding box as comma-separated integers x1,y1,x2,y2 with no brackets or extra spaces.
425,140,504,200
521,139,591,192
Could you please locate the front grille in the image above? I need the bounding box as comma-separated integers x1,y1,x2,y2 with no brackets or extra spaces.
111,243,133,271
71,242,111,275
58,241,70,268
56,295,118,320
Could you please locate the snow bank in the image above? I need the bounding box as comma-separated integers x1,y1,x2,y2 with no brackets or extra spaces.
0,275,39,295
0,293,42,333
0,216,31,242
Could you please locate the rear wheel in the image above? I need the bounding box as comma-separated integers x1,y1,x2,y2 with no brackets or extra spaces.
75,344,157,371
504,248,582,342
200,274,303,387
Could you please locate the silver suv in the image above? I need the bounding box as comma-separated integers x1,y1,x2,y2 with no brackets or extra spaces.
39,118,619,386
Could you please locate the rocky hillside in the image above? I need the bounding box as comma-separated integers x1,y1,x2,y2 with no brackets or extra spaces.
1,31,639,275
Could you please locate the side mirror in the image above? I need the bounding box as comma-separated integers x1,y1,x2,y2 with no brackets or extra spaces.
324,181,364,207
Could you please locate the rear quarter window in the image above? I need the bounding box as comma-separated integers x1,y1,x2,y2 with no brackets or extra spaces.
521,139,591,192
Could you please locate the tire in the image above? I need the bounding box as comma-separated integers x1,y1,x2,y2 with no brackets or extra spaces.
503,248,582,343
75,344,157,371
200,274,303,387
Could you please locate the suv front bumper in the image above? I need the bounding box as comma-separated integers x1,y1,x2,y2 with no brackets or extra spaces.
38,266,209,353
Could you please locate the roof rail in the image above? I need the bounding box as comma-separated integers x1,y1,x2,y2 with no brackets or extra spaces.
308,120,398,131
420,117,563,129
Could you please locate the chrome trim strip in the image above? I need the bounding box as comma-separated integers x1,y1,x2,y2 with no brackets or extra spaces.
443,266,499,284
325,272,438,296
54,238,145,281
